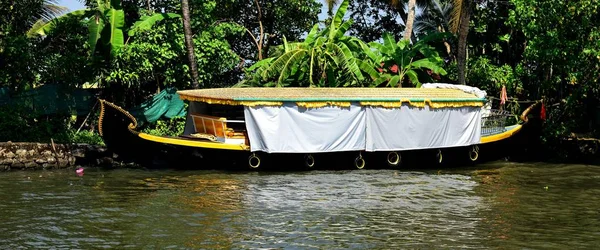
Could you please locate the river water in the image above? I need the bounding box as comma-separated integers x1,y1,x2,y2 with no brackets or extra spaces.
0,161,599,249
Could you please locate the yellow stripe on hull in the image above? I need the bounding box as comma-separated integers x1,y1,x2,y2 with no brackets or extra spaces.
480,125,522,144
138,133,249,151
138,125,521,151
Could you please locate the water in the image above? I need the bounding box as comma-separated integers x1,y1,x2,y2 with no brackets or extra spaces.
0,162,599,249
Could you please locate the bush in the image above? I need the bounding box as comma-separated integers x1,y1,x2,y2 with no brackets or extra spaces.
466,56,523,99
0,105,104,145
141,116,186,137
68,130,105,146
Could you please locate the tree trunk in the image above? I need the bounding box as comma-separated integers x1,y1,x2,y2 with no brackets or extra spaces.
403,0,416,41
457,0,472,85
181,0,200,89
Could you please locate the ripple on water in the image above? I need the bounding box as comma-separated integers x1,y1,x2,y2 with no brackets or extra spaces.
0,163,599,249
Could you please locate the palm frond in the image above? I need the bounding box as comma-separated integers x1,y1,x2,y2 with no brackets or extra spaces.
406,70,420,86
382,32,396,50
27,20,47,37
246,57,273,71
411,58,447,75
278,50,308,86
387,75,401,87
261,49,306,80
336,43,364,81
304,24,321,44
128,13,180,37
359,60,380,80
358,40,379,62
335,20,354,39
332,0,350,29
28,9,89,38
372,74,392,87
40,1,68,22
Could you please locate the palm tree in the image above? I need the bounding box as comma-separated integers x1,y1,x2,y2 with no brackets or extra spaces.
39,0,69,22
27,0,69,36
181,0,200,89
401,0,416,40
450,0,471,85
413,0,452,54
325,0,340,18
390,0,429,42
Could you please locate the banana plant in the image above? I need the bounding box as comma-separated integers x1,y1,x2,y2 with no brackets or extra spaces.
365,32,449,87
250,0,372,87
28,0,179,60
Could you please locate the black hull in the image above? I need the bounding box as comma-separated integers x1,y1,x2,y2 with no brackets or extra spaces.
98,100,542,170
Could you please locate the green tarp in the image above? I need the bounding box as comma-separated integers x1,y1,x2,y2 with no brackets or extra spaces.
0,85,186,123
0,85,95,115
129,87,187,123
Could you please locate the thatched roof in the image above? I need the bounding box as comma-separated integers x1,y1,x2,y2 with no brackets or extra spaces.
177,87,485,108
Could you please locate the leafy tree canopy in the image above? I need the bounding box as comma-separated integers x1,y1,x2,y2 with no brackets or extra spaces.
213,0,322,62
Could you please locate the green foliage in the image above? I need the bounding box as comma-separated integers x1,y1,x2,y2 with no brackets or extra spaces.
1,0,53,35
509,0,600,138
214,0,322,62
141,117,186,137
0,35,38,91
128,13,180,37
469,1,525,68
101,6,126,58
30,0,180,61
34,14,94,88
244,0,369,87
366,33,448,87
68,130,105,145
347,0,407,42
0,1,50,90
466,56,522,98
107,18,243,89
27,10,87,37
0,105,104,145
244,0,449,88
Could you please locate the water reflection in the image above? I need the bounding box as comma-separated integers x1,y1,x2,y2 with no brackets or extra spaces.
0,163,599,248
472,162,600,249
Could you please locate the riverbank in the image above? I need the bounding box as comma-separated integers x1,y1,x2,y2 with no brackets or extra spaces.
0,142,137,170
1,137,598,171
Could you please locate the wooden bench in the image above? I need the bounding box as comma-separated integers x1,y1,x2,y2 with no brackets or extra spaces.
189,114,247,145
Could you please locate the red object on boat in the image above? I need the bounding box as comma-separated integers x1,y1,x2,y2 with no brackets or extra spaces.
540,102,547,120
500,85,508,105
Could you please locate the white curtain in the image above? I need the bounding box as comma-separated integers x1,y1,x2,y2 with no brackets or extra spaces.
244,104,481,153
244,103,367,153
365,105,481,151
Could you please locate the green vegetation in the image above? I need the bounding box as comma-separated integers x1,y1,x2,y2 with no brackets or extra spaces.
0,0,599,159
242,0,371,87
0,105,103,145
141,117,186,137
365,32,447,87
243,0,447,88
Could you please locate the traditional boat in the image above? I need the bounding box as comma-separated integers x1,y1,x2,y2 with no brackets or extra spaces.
98,84,542,169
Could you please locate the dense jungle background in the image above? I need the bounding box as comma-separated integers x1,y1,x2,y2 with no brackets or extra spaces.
1,0,599,161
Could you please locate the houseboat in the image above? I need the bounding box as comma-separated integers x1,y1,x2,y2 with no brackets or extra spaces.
98,84,542,169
